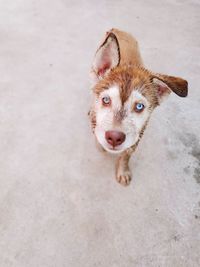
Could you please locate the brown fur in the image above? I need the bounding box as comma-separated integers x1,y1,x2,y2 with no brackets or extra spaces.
94,66,159,108
90,29,188,186
107,28,143,67
153,74,188,97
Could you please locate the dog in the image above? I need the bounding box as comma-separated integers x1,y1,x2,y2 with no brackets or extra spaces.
89,28,188,186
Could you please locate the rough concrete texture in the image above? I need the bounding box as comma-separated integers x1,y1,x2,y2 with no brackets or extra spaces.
0,0,200,266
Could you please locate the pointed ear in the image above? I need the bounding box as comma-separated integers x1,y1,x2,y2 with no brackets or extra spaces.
152,74,188,103
91,32,120,82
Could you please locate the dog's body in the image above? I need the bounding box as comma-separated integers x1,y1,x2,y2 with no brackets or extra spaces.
89,28,188,186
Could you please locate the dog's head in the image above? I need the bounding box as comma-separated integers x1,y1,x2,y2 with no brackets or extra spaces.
90,33,188,154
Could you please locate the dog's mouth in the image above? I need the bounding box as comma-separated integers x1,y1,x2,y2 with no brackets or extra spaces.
103,143,125,154
94,127,139,154
107,145,121,151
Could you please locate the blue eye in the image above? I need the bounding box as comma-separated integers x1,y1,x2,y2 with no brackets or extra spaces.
135,103,145,112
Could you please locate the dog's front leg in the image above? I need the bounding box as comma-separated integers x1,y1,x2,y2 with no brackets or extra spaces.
115,150,132,186
115,142,139,186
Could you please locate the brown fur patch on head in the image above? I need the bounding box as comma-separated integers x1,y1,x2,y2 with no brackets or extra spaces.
93,65,159,107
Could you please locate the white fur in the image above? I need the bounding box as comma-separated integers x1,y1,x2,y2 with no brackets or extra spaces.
94,86,151,153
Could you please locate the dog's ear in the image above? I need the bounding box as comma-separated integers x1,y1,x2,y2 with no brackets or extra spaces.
151,74,188,103
91,32,120,82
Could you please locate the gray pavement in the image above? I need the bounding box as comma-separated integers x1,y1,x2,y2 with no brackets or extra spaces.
0,0,200,266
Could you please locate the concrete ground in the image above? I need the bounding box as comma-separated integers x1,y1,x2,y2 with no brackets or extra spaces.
0,0,200,266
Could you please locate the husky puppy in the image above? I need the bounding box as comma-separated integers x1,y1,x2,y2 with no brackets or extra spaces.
89,28,188,186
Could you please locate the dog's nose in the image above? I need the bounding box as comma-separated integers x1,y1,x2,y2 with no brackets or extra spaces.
105,130,126,147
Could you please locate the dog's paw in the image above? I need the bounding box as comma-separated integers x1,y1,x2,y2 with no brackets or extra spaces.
116,169,132,186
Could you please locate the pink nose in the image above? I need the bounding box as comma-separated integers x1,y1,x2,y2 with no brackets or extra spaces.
105,131,126,147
